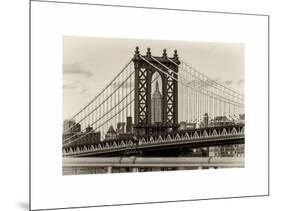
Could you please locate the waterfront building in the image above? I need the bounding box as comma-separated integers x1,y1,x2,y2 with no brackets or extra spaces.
105,125,117,140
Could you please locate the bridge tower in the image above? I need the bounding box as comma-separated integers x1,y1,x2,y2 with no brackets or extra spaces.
133,47,180,136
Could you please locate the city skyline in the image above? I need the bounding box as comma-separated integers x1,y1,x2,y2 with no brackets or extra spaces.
62,37,245,175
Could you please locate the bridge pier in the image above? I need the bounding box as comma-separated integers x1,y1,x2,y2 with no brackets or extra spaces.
132,168,138,172
107,166,112,173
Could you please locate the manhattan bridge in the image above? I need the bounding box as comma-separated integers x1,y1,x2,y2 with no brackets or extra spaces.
62,47,244,173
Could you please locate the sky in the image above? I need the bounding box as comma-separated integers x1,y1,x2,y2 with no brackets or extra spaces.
63,36,244,120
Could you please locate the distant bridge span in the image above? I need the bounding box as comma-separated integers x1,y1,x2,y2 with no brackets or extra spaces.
63,48,245,160
63,157,244,175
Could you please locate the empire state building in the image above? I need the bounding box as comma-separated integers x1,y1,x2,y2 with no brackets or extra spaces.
151,81,162,124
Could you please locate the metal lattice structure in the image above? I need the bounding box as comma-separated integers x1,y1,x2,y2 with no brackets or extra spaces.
63,47,245,157
63,124,244,157
133,47,180,135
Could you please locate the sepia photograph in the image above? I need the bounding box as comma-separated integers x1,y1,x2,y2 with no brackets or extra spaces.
62,36,245,175
28,1,269,210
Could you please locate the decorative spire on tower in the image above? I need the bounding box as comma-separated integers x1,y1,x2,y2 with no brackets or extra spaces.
162,49,167,58
173,49,179,60
146,47,151,57
156,80,159,92
134,46,140,59
151,80,162,124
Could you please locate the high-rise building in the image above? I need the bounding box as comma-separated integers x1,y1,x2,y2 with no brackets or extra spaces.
151,81,162,124
214,144,245,157
63,119,81,143
116,122,126,134
126,116,133,133
179,121,187,130
203,113,209,125
63,119,81,132
239,114,245,120
105,125,117,140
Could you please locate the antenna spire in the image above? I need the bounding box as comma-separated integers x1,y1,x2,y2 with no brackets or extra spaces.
156,80,159,92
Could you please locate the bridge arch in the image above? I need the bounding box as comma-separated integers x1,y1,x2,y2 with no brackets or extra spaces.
133,47,180,136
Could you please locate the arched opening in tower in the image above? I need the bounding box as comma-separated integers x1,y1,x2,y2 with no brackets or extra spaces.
151,71,163,124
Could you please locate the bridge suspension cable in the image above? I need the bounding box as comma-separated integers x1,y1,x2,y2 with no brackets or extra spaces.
64,70,135,134
63,60,135,144
140,55,244,123
63,92,135,146
179,64,244,102
150,56,244,107
70,59,132,120
166,57,244,122
63,51,245,147
180,60,244,98
63,59,162,146
64,59,133,133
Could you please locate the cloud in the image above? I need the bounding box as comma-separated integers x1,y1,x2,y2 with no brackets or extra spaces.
211,77,220,82
63,84,76,90
237,79,244,86
63,63,93,77
80,87,87,94
63,80,88,94
223,80,233,85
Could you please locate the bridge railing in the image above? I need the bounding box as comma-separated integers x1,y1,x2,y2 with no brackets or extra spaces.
62,124,244,157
